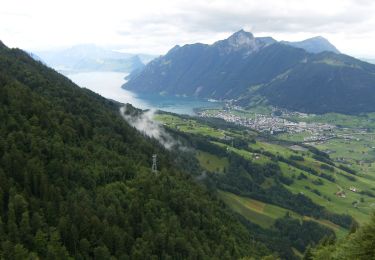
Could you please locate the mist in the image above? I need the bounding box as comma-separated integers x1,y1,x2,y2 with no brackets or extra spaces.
120,105,177,150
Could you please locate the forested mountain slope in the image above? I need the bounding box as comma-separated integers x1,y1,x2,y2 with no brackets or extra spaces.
310,214,375,259
0,41,270,259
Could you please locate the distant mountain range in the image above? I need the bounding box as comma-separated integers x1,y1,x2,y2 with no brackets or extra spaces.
33,44,156,74
124,30,375,114
282,36,340,54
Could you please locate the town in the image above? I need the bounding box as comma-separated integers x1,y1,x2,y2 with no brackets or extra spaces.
198,107,336,141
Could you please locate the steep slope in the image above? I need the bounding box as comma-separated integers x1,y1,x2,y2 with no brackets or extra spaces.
310,214,375,259
124,30,375,114
282,36,340,54
0,43,269,258
157,112,362,258
257,52,375,114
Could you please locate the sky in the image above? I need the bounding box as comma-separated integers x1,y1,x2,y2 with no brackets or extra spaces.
1,0,375,58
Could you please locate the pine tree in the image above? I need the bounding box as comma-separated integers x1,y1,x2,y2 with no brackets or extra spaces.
0,216,4,239
303,245,313,260
34,229,47,256
20,211,31,246
14,243,29,260
7,201,18,242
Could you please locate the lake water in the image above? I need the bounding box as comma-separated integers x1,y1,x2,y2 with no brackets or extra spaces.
66,71,222,115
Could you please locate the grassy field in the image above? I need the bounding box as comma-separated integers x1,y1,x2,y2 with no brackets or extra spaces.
156,112,375,226
283,170,375,224
196,151,228,173
285,112,375,129
212,141,273,165
277,111,375,176
155,113,231,139
219,191,348,238
218,190,297,228
273,112,375,223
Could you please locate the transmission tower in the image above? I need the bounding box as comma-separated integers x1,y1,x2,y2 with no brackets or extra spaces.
152,154,158,174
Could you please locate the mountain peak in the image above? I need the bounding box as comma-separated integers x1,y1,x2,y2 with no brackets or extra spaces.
167,45,181,54
304,36,331,44
226,29,255,48
311,36,325,40
282,36,340,54
214,29,271,54
229,29,254,40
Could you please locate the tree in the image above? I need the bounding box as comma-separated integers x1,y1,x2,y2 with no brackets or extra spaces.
312,214,375,259
34,229,47,256
0,216,5,239
14,243,29,260
46,230,71,259
94,245,111,259
303,245,313,260
20,211,32,246
7,201,18,242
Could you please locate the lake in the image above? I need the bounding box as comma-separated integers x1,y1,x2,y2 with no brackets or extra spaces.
66,71,222,115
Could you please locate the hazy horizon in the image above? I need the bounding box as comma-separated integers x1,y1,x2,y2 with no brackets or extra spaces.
2,0,375,58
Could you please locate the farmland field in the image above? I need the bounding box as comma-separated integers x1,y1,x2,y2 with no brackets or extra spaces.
196,151,228,173
156,112,375,229
219,191,348,238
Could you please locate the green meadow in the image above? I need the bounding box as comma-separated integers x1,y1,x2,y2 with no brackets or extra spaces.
219,191,347,238
156,112,375,228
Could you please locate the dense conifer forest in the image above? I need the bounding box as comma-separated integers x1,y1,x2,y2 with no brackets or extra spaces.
308,214,375,259
0,42,271,259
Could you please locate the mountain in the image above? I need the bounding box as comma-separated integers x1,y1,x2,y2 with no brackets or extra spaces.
282,36,340,54
361,58,375,64
125,30,298,98
256,52,375,114
124,30,375,114
34,44,146,73
0,42,272,258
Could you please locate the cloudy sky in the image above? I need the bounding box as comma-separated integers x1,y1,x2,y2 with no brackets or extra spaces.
1,0,375,57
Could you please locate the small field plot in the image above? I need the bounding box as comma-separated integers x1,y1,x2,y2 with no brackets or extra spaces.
218,191,298,228
196,151,228,173
219,191,348,238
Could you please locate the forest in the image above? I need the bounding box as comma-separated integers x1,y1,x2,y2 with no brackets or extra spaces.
0,42,270,259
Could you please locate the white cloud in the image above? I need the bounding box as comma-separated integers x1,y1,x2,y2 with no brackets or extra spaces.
1,0,375,57
120,105,178,150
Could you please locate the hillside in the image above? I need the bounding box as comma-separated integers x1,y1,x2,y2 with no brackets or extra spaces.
124,30,375,114
156,113,375,226
0,42,271,259
310,214,375,259
254,52,375,114
154,112,375,257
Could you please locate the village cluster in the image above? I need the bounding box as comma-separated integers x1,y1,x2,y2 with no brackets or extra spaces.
198,108,335,138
